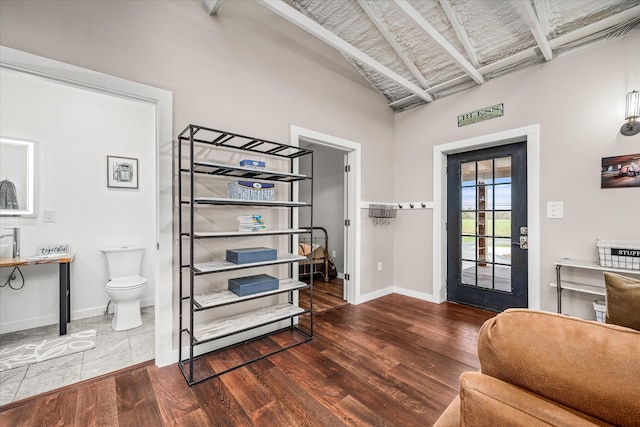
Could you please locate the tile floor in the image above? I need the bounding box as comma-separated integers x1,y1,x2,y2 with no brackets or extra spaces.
0,306,154,405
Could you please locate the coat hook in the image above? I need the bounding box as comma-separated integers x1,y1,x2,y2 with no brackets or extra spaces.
409,203,414,208
421,203,426,208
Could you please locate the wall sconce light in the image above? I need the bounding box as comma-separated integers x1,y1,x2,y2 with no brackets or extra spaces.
620,90,640,136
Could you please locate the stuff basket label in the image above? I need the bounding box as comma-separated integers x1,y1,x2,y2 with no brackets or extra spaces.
612,248,640,257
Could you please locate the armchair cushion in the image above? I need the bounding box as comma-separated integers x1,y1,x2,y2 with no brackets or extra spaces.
458,372,612,427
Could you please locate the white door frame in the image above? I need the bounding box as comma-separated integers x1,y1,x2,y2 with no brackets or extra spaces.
290,125,361,304
0,46,175,366
432,125,541,310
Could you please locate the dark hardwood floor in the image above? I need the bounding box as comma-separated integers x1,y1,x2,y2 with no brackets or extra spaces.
0,294,494,426
300,277,348,314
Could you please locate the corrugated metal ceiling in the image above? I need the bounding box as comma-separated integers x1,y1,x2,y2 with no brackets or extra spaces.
215,1,640,111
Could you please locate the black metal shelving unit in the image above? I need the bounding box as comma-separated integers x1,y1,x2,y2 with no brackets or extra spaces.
177,124,314,385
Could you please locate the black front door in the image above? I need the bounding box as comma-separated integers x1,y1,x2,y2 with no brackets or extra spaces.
446,142,528,312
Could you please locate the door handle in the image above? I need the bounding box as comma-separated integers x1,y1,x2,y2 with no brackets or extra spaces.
511,235,528,250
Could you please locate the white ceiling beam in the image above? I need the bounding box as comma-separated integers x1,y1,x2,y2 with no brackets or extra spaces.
356,0,430,89
203,0,222,15
390,5,640,108
438,0,480,68
393,0,485,85
533,0,550,35
550,4,640,47
514,0,553,61
258,0,434,102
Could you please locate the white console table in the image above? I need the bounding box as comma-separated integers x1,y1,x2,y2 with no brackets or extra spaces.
552,259,640,314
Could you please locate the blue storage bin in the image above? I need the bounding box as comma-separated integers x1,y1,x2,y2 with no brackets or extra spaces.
226,247,277,264
228,274,279,297
240,159,266,169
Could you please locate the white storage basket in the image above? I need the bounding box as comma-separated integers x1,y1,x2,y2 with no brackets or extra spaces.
593,300,606,323
596,239,640,270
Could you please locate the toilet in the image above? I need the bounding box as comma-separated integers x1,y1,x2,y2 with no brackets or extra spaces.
100,246,148,331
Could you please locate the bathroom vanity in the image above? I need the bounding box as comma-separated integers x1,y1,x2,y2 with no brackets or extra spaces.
0,254,74,335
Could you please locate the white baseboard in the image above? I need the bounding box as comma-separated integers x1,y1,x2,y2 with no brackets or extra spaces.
393,287,440,304
356,286,395,304
0,299,156,334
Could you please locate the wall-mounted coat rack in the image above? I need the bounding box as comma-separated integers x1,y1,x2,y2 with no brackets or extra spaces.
397,201,432,210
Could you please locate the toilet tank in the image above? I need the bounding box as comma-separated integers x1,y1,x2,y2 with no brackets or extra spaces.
101,246,145,279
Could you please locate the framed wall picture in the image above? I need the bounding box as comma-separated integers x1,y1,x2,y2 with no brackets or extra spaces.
601,153,640,189
107,155,138,189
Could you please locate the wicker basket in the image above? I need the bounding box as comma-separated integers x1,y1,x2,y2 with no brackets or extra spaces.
596,239,640,270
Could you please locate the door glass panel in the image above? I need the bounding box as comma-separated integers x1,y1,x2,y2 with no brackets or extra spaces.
495,265,512,292
477,159,493,184
477,185,489,209
494,184,511,210
456,156,513,292
477,263,493,289
462,211,475,235
461,162,476,186
495,211,511,237
461,236,476,261
494,157,512,183
461,260,476,286
477,212,489,236
461,187,476,211
494,238,512,265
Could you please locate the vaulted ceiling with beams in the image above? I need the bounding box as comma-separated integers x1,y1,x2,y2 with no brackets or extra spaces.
214,0,640,111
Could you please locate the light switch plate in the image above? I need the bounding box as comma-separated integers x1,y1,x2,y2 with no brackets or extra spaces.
547,201,563,219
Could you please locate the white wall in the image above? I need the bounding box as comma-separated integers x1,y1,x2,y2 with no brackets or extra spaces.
0,69,156,333
0,0,396,340
393,31,640,319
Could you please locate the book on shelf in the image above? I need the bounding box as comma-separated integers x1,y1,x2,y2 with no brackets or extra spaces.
237,214,267,232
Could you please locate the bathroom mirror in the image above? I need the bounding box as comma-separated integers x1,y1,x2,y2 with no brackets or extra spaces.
0,137,36,217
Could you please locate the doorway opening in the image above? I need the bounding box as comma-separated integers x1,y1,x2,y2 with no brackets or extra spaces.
0,47,173,375
290,126,361,305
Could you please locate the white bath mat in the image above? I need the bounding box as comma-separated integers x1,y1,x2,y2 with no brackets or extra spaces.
0,329,96,372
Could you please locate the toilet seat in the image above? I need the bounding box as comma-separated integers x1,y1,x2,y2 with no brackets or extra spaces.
107,275,147,290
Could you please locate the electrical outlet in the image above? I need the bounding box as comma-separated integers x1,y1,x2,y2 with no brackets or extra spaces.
43,210,55,223
331,250,336,257
377,262,383,271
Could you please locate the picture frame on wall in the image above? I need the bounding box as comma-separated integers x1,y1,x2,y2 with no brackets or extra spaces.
601,153,640,189
107,155,138,189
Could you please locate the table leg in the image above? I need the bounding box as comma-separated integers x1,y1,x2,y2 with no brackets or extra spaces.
59,262,70,335
555,264,562,314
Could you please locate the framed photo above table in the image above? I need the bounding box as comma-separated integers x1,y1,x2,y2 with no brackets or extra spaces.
107,155,138,189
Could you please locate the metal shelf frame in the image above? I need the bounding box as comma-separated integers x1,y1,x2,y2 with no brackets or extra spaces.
177,124,314,385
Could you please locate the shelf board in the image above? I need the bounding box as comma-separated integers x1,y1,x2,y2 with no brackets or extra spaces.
192,229,310,239
186,161,309,182
549,281,606,296
193,303,306,342
193,253,306,274
194,278,307,309
178,125,313,159
190,197,309,208
554,259,640,275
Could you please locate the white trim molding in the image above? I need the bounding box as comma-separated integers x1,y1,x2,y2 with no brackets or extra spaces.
289,125,362,305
